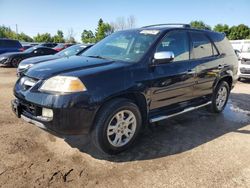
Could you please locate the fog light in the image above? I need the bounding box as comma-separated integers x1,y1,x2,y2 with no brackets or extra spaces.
42,108,53,118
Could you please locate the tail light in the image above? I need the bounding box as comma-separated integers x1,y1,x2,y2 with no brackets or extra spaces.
19,48,24,52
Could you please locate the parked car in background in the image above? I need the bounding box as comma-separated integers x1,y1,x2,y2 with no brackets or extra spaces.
238,55,250,81
17,44,93,76
233,49,250,81
53,43,74,51
0,39,23,55
38,43,58,48
12,24,238,154
0,46,57,67
22,45,33,50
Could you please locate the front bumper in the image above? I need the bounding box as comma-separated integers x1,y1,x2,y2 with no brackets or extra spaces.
238,60,250,78
11,94,97,135
238,65,250,79
0,58,11,67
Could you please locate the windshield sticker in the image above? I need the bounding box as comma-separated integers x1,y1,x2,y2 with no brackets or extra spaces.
140,30,160,35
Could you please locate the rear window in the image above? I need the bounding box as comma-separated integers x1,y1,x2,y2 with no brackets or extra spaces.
0,39,22,48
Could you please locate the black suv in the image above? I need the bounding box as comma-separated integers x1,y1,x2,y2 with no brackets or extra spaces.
12,24,238,154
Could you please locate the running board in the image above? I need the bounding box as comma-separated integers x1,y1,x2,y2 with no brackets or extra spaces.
150,101,212,123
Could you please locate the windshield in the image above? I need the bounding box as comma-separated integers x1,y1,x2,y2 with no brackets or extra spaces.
81,30,160,62
56,44,86,57
24,46,37,53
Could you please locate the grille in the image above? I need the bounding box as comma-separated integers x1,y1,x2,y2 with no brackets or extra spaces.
241,59,250,65
240,68,250,74
20,100,42,116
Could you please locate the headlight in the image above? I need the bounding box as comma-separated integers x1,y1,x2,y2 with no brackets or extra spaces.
18,63,34,70
40,76,87,93
0,56,7,61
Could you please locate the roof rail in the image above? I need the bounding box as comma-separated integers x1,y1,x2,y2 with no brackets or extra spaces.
141,23,191,28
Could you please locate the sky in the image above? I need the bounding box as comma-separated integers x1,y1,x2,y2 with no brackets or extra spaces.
0,0,250,42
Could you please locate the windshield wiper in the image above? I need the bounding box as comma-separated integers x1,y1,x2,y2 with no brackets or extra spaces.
86,55,108,60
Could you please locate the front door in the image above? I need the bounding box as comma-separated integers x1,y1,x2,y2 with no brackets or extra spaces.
150,30,195,110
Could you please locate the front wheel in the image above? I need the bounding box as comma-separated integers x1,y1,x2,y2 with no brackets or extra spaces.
210,81,230,113
91,98,142,155
11,58,21,67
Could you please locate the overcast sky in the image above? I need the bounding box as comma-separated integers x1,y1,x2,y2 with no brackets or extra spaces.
0,0,250,42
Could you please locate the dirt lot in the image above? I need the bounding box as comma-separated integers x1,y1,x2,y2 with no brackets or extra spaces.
0,68,249,188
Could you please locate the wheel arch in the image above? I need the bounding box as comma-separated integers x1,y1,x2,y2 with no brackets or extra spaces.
90,91,149,132
214,75,233,91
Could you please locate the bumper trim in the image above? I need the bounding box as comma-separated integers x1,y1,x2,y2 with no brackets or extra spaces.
21,114,47,130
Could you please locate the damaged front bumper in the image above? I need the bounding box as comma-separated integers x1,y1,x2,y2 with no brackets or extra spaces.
12,79,98,135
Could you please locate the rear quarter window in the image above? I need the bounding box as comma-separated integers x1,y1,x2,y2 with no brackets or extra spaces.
208,32,235,56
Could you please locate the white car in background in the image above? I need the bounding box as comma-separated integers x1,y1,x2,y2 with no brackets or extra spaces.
231,40,250,80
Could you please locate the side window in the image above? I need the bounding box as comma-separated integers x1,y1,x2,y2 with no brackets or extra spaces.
46,49,55,54
190,32,214,59
156,31,190,62
34,49,44,55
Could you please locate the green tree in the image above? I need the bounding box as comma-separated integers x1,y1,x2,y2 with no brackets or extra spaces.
95,18,114,42
17,32,33,42
52,30,65,43
190,21,211,30
81,30,95,43
33,33,52,42
213,24,230,36
0,25,17,39
81,18,114,43
228,24,250,40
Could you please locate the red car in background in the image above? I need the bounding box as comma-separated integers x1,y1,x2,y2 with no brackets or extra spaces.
53,43,74,51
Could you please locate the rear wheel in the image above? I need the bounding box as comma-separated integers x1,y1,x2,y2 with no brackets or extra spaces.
210,81,230,113
91,98,142,154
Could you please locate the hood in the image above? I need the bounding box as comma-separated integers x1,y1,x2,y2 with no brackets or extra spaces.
20,55,59,66
0,52,28,58
25,56,124,80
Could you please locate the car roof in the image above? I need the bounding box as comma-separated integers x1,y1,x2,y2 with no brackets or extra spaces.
0,38,19,42
123,25,221,35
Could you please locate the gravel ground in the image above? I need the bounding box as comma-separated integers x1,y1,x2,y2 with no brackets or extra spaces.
0,68,249,188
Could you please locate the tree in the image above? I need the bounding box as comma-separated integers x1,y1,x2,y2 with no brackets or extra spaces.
17,32,33,42
95,18,113,42
33,33,52,42
65,28,76,43
110,15,136,31
228,24,250,40
81,30,95,43
190,21,211,30
213,24,230,36
127,15,136,29
52,30,65,43
0,25,17,39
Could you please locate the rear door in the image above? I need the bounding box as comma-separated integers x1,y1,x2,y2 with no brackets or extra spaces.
150,30,195,110
189,31,221,97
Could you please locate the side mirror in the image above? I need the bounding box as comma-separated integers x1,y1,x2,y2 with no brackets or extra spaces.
153,51,174,64
33,50,38,54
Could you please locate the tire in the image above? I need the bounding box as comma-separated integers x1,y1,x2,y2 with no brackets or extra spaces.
91,98,142,155
11,58,20,68
210,81,230,113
